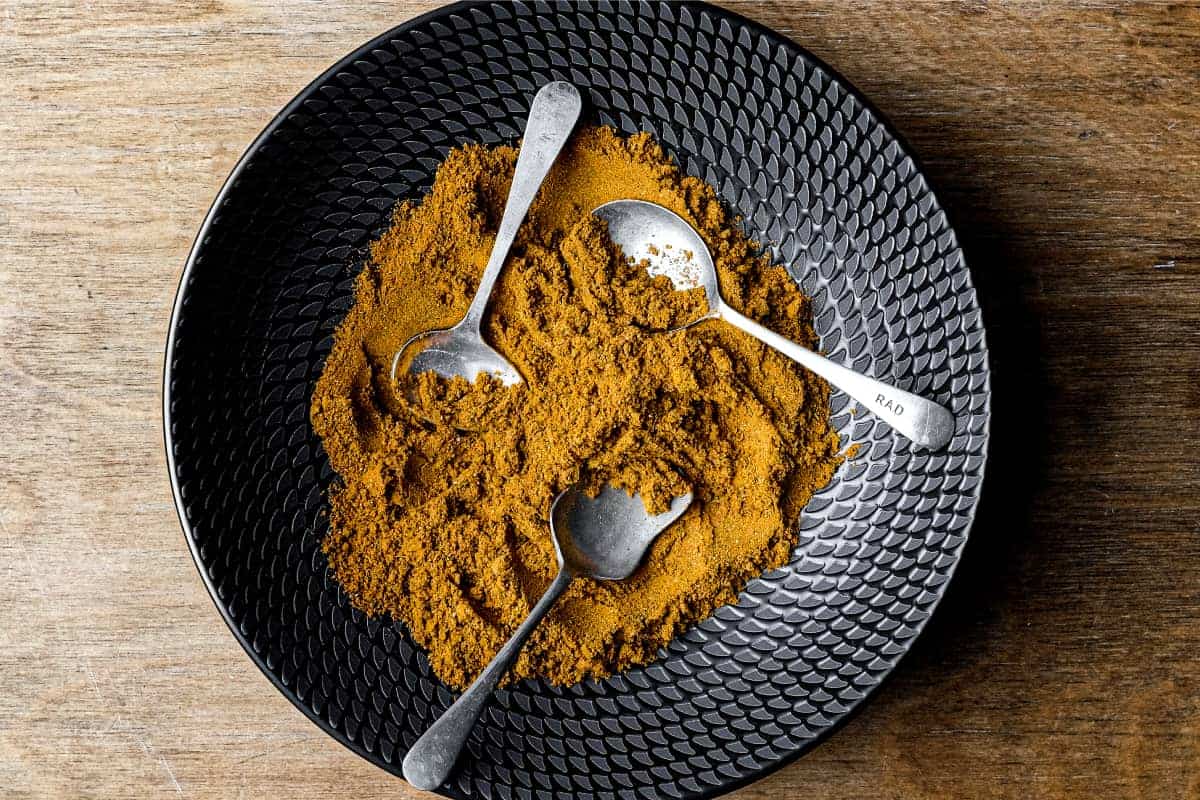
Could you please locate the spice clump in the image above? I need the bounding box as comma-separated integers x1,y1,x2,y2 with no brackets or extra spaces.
311,126,843,689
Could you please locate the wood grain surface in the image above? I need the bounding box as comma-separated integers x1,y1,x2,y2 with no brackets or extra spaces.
2,1,1198,797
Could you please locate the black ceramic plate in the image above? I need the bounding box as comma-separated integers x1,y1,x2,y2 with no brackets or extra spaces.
165,2,990,797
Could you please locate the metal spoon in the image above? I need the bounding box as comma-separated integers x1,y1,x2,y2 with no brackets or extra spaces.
593,199,956,450
391,81,583,387
401,485,693,791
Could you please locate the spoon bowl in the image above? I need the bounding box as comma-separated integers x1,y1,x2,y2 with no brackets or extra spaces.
392,324,522,387
551,485,693,580
593,199,956,450
593,198,720,328
402,484,692,791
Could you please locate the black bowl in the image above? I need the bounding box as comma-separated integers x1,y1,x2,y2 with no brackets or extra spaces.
165,2,990,797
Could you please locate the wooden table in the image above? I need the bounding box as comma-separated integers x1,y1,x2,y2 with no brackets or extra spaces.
3,1,1197,797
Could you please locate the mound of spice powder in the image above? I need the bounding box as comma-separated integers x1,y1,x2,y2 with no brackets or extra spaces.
311,126,844,689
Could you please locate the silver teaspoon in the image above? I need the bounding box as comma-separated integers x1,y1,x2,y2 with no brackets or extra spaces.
401,484,693,791
391,81,583,387
593,199,956,450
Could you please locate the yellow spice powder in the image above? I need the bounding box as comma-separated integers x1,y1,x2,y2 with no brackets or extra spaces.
311,126,844,689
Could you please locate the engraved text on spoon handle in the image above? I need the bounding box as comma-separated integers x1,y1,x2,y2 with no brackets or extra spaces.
718,302,955,450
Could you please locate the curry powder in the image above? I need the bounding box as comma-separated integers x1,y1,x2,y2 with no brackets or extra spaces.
311,126,844,689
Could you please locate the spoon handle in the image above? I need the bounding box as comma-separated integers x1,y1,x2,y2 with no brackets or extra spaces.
401,568,574,791
718,302,956,450
463,81,583,328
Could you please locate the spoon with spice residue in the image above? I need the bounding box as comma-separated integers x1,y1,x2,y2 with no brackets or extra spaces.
391,81,583,387
401,484,693,791
593,199,956,450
